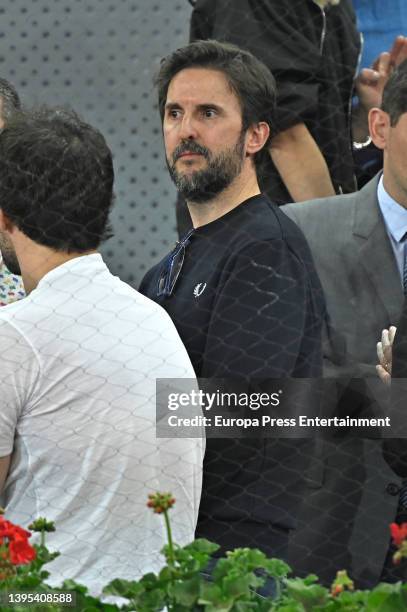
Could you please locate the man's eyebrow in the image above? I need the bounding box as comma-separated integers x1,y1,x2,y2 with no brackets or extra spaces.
196,103,224,113
165,102,182,111
164,102,225,112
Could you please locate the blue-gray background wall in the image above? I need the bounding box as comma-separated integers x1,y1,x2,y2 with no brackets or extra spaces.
0,0,191,285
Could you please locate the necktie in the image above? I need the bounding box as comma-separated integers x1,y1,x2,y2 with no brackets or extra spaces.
403,233,407,294
396,234,407,509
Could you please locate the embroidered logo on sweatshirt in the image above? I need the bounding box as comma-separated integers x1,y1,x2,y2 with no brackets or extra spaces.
193,283,207,298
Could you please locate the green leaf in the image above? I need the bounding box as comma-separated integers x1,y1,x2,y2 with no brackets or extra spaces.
227,548,267,567
185,539,220,555
61,579,89,594
263,559,291,579
170,576,200,606
220,573,254,599
103,578,144,599
133,587,167,612
139,572,159,587
301,575,319,586
202,602,234,612
285,577,329,608
273,603,305,612
158,565,175,583
366,582,405,612
198,581,244,611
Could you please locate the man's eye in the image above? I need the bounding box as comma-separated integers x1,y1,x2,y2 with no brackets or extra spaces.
203,109,216,118
168,109,181,118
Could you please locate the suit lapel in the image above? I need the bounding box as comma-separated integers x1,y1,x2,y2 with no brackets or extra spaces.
353,176,403,326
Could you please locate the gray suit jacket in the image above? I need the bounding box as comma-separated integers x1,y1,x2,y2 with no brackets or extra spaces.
283,175,403,587
284,174,403,375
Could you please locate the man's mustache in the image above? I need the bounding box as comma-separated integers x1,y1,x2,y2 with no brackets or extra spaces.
172,141,210,163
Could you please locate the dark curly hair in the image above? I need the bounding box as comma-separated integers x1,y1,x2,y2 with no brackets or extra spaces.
0,107,114,252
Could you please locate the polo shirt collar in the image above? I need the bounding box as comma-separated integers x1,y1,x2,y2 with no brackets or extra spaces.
36,252,105,290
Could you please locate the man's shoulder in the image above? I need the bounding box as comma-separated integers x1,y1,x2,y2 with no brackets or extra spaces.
89,267,181,332
282,192,357,223
220,196,322,285
245,195,326,264
281,186,380,246
0,264,178,340
0,295,34,330
282,177,379,225
233,193,312,244
0,305,41,371
139,258,165,299
114,275,174,323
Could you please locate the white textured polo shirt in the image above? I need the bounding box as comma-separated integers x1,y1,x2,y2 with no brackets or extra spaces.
0,253,203,594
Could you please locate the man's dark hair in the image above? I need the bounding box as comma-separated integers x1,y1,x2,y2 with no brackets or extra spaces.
0,107,114,252
156,40,276,163
382,59,407,126
0,78,21,121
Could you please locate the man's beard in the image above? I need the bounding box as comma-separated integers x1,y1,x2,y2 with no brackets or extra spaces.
167,133,245,203
0,231,21,275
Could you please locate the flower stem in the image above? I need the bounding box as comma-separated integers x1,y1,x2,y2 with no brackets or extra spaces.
163,510,175,568
40,530,45,548
163,509,177,612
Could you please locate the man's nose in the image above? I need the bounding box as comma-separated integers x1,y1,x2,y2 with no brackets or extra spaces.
178,113,199,140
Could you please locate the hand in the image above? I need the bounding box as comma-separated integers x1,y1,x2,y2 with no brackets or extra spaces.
376,326,397,386
388,34,407,69
355,36,407,111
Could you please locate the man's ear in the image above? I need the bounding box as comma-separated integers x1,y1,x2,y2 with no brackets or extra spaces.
369,108,390,151
245,122,270,156
0,210,14,233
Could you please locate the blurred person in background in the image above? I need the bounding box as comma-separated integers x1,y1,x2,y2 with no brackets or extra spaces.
0,77,25,305
175,0,407,234
353,1,407,187
354,0,407,69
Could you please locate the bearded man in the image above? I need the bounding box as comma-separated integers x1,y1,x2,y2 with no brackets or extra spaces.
139,40,326,563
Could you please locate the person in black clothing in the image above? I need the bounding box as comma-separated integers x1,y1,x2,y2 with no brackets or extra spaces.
139,40,326,561
189,0,361,204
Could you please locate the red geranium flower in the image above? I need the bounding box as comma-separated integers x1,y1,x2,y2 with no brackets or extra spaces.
390,522,407,547
0,519,16,539
8,536,36,565
0,517,36,567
